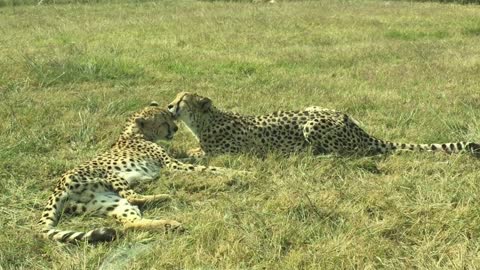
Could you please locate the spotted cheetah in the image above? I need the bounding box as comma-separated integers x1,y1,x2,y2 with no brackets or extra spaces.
167,92,480,157
39,102,232,243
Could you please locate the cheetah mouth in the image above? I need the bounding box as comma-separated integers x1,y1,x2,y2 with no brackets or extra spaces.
172,106,181,119
168,97,184,119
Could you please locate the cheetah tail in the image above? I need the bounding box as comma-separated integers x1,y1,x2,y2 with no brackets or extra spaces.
39,193,117,243
41,227,117,243
379,140,480,156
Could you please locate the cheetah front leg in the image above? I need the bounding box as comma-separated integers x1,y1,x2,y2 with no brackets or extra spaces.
154,142,249,175
175,147,206,163
186,147,206,158
126,194,172,205
165,158,251,175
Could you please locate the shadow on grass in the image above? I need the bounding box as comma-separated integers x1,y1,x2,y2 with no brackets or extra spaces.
99,242,154,270
464,26,480,36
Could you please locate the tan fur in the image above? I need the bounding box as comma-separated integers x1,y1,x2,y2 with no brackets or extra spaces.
168,92,480,157
39,102,231,243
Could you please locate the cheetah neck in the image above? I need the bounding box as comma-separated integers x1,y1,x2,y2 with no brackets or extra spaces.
182,112,209,139
181,107,219,138
114,120,148,146
183,107,243,139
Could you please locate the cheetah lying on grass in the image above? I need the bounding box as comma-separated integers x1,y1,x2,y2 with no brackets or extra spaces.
39,102,236,243
168,92,480,157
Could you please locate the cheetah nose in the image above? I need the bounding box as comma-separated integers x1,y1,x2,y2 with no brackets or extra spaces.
167,104,174,110
173,126,178,132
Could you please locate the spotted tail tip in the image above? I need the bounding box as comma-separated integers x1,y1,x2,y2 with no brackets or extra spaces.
88,227,117,243
466,142,480,157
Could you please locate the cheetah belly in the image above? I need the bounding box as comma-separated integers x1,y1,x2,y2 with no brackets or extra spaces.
117,163,161,184
253,121,308,153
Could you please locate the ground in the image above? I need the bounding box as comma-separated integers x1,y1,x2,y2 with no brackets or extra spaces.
1,0,480,269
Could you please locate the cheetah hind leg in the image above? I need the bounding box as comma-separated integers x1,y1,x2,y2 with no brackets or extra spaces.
92,192,183,234
106,175,172,206
303,121,343,155
303,120,379,156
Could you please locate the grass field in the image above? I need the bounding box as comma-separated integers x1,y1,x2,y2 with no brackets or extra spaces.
1,0,480,268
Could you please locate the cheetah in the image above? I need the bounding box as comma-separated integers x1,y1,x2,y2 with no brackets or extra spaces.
39,101,233,243
167,92,480,157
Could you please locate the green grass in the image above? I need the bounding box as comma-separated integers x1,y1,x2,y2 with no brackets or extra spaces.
1,0,480,268
396,0,480,4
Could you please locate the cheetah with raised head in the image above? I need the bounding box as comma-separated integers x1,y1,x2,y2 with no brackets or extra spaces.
167,92,480,157
39,102,232,243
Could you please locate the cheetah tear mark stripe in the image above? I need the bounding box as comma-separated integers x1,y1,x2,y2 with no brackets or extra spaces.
170,94,185,118
375,140,480,156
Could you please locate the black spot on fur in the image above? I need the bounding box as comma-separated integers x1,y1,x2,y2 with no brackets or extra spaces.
74,232,85,241
457,143,463,151
49,230,60,237
60,232,75,242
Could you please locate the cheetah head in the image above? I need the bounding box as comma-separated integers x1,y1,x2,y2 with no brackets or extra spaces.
135,101,178,141
167,92,212,122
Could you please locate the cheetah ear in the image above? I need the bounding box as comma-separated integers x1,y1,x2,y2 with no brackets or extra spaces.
149,101,159,107
135,117,146,129
199,97,212,112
